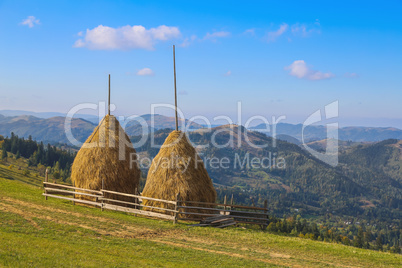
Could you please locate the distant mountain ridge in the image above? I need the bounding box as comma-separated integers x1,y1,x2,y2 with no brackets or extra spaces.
1,110,402,143
0,109,99,123
252,123,402,142
0,113,203,145
0,114,96,145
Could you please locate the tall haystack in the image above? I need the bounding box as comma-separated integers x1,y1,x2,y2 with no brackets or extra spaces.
142,130,216,217
71,114,140,202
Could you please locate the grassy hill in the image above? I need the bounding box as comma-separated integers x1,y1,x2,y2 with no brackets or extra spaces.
0,166,401,267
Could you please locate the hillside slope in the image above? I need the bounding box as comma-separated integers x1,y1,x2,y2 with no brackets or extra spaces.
132,127,402,224
0,174,400,267
338,139,402,205
0,114,96,144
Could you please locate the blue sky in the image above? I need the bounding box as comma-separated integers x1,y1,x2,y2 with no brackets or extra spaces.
0,0,401,127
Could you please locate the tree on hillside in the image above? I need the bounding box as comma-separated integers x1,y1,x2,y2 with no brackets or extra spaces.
2,147,7,160
37,164,46,176
53,171,60,181
54,161,60,172
354,227,364,248
376,235,383,251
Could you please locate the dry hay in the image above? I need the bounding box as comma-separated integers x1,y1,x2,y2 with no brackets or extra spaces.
142,130,216,218
71,115,140,204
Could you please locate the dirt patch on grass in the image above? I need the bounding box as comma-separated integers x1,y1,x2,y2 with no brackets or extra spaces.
181,235,291,259
0,203,40,229
2,197,111,223
270,252,290,258
150,239,289,266
0,197,181,240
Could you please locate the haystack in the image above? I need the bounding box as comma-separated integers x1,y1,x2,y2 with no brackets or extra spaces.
71,115,140,203
142,130,216,218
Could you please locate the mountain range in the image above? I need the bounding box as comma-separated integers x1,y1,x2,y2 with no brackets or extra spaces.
1,110,402,145
0,113,202,145
0,109,99,123
252,123,402,142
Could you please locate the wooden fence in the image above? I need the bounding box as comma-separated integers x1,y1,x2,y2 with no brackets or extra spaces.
43,179,269,228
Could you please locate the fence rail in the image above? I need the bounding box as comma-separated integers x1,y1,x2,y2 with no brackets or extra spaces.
43,181,269,228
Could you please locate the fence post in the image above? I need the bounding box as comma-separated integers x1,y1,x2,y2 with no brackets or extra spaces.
223,195,227,215
44,168,48,200
72,181,75,206
263,199,268,230
134,187,138,211
174,193,180,224
230,194,234,210
251,196,256,207
101,178,104,211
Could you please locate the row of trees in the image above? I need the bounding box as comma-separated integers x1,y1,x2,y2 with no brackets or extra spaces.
1,133,75,182
214,187,401,254
266,215,401,253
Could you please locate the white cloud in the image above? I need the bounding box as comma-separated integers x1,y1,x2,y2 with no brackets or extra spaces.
74,39,85,48
291,23,320,37
262,22,320,42
224,70,232,76
136,68,154,76
74,24,181,50
285,60,334,80
20,16,40,28
179,35,197,47
203,31,231,40
266,23,288,42
180,31,230,46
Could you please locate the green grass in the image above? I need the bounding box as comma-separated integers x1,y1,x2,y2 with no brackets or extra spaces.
0,165,401,267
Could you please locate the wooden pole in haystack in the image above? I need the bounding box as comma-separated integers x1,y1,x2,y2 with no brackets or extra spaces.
173,45,179,197
141,46,216,219
173,45,178,131
70,73,140,206
108,74,111,116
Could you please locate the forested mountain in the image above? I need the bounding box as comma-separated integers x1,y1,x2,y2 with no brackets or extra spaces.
0,114,96,144
337,139,402,209
132,126,402,226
